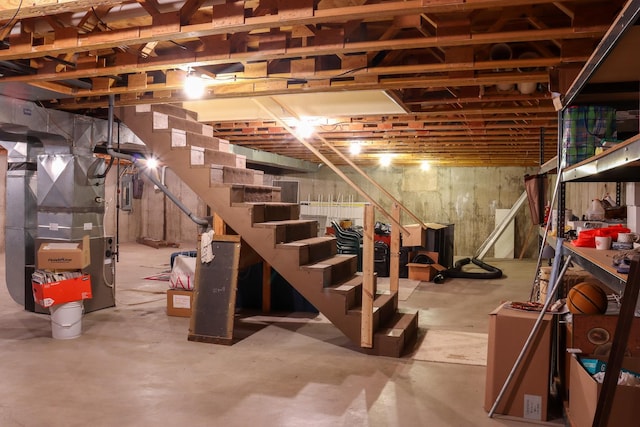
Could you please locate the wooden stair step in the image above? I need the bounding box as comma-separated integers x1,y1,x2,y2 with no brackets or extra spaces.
372,309,419,358
171,146,205,166
186,131,225,151
327,275,364,311
234,202,300,223
373,292,399,327
204,149,239,168
211,165,260,186
149,103,199,121
276,236,337,266
254,219,319,243
302,254,358,287
152,112,206,135
348,292,397,332
223,182,281,203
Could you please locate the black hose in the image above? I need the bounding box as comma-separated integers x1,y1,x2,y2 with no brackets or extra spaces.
433,257,503,283
411,253,435,264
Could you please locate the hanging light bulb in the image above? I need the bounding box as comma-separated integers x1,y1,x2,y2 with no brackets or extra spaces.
145,157,159,170
379,154,393,167
184,71,206,99
349,142,362,156
294,119,315,139
420,160,430,171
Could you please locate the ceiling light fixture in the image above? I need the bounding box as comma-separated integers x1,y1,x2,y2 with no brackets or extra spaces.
294,119,315,139
420,160,430,171
145,157,159,170
379,154,393,167
184,70,206,99
349,142,362,156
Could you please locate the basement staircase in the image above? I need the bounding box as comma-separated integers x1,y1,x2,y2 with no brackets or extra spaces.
116,104,418,357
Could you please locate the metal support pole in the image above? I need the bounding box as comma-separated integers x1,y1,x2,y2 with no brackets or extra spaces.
475,191,527,260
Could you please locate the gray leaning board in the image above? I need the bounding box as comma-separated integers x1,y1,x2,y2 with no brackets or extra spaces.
188,236,241,344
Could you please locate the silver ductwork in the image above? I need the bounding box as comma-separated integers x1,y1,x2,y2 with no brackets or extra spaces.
0,125,44,307
1,120,115,312
36,150,106,239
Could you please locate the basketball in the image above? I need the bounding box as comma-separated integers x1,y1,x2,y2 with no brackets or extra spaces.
567,282,608,314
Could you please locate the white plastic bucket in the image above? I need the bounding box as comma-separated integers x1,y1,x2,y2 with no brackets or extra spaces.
50,300,84,340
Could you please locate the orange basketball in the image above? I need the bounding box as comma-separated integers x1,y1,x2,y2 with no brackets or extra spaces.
567,282,608,314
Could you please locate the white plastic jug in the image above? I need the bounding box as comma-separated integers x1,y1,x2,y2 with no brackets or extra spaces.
587,199,605,221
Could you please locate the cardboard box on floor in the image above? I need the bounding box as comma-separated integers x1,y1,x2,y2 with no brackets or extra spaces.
37,235,91,270
568,354,640,427
406,250,446,281
167,288,193,317
484,303,554,421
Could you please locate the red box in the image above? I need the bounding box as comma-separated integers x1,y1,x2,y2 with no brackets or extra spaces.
32,274,92,308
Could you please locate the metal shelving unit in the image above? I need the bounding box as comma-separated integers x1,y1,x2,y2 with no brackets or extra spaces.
556,0,640,293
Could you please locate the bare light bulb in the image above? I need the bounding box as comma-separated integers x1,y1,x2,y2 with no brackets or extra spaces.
184,74,206,99
145,157,159,170
295,120,315,139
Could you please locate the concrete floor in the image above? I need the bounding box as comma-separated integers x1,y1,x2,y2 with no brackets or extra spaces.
0,243,563,427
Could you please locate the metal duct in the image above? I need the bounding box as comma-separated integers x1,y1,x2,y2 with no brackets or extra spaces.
0,125,44,306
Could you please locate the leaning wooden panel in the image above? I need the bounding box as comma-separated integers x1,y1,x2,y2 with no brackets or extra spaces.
188,235,241,345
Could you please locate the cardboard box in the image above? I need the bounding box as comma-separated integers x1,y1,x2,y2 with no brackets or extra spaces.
167,289,193,317
37,235,91,270
568,314,640,356
406,250,445,281
402,223,426,247
568,354,640,427
484,303,553,421
407,263,446,281
402,223,448,248
626,182,640,206
32,274,92,308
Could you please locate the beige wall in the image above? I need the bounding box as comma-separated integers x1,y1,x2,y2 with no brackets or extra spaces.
102,165,205,246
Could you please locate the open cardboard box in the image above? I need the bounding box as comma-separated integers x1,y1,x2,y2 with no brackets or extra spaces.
401,222,447,248
406,250,446,281
32,273,92,308
568,354,640,427
37,235,90,270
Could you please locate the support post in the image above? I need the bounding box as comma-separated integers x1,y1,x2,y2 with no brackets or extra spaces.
389,203,401,294
214,213,226,235
262,262,272,313
361,204,375,348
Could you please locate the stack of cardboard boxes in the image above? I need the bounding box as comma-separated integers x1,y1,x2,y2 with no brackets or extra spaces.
32,235,92,308
166,254,196,317
402,223,448,281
